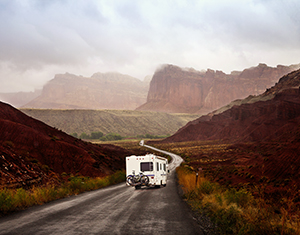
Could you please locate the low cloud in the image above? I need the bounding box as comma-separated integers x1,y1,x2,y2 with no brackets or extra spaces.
0,0,300,92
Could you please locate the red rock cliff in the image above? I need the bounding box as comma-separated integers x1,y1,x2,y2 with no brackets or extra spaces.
137,63,300,114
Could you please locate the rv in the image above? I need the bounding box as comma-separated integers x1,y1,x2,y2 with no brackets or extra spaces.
126,154,168,189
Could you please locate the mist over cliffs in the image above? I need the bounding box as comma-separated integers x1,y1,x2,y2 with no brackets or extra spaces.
22,72,150,110
136,63,300,114
1,63,300,113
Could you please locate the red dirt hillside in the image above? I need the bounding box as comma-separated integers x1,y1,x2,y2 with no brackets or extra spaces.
159,69,300,194
0,102,139,188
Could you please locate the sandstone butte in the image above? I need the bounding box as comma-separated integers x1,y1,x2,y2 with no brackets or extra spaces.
21,72,150,110
163,68,300,143
137,63,300,114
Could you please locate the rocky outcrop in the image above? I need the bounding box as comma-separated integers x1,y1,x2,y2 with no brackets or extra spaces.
137,63,300,114
23,72,149,110
161,69,300,143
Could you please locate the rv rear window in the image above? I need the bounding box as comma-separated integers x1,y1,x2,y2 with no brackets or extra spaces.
141,162,153,171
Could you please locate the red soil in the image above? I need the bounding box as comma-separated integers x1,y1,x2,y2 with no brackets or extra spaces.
164,88,300,143
0,102,143,188
159,69,300,201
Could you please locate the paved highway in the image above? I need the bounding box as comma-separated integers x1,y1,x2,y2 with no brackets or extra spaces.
0,144,203,235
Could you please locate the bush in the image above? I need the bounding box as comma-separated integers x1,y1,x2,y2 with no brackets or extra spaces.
68,176,85,194
198,181,220,195
100,133,123,141
136,134,170,139
79,132,90,139
225,188,253,208
212,206,243,234
91,132,104,139
14,188,32,209
107,171,126,185
79,132,104,140
71,133,78,138
0,189,14,214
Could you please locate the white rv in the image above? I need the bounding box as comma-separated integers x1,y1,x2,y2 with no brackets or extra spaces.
126,154,168,189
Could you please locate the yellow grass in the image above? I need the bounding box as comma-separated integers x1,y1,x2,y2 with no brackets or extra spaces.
0,171,125,215
176,166,300,235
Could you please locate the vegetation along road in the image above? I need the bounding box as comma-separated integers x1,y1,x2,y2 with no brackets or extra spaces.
0,145,203,235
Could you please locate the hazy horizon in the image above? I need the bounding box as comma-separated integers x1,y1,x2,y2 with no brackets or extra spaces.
1,0,300,93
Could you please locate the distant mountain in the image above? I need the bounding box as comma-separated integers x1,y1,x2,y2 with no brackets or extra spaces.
0,101,141,188
162,68,300,143
22,72,149,110
137,63,300,114
0,89,41,108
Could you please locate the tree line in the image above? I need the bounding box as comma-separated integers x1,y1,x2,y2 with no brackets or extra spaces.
71,132,170,141
71,132,122,141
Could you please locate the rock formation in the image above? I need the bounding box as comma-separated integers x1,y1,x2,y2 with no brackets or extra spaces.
22,72,149,110
162,68,300,143
158,69,300,193
137,63,300,114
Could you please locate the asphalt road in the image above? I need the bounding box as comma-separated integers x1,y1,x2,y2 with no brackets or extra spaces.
0,145,203,235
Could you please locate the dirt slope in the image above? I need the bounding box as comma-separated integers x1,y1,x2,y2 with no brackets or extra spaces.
0,102,143,188
20,109,200,137
157,69,300,196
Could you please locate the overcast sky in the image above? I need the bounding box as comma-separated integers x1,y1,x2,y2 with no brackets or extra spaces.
0,0,300,92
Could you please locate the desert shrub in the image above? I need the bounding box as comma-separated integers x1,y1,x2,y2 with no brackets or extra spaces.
0,189,14,214
79,132,90,139
211,206,243,234
224,188,253,208
91,131,104,139
31,185,57,204
198,181,220,195
137,134,170,139
107,170,126,185
14,188,32,209
68,176,85,194
71,133,78,138
100,133,123,141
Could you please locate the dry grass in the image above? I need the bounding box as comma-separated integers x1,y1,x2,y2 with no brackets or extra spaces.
176,166,300,235
0,171,125,215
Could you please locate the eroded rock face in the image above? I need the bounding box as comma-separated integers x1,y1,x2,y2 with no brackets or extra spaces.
23,72,149,110
137,63,300,114
162,69,300,143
